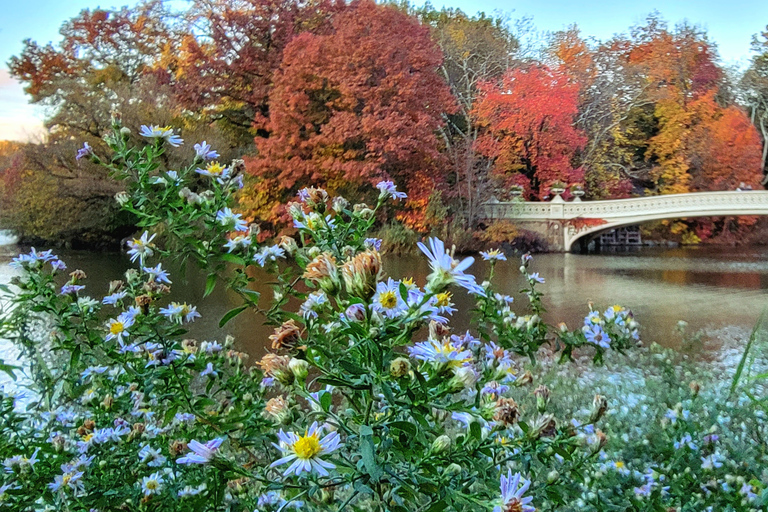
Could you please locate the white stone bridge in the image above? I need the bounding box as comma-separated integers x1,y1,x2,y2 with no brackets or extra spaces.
481,191,768,252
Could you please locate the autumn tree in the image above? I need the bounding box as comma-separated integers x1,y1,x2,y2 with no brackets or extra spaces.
740,25,768,179
167,0,346,145
410,5,520,225
245,0,456,231
473,65,586,199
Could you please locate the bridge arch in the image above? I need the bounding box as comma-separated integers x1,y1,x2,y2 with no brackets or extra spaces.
481,191,768,252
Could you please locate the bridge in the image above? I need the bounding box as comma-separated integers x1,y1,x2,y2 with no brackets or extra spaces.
482,191,768,252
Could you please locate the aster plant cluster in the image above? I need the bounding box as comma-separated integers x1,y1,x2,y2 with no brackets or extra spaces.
0,121,763,511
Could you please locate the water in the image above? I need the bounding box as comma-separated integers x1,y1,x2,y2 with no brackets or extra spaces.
1,243,767,390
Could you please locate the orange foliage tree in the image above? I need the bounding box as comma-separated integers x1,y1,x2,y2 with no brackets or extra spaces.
472,65,587,199
244,0,456,231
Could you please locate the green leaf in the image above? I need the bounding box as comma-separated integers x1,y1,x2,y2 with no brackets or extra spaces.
204,274,217,298
730,310,765,398
0,361,19,381
387,421,417,437
320,392,333,412
359,425,383,482
469,421,482,441
219,305,248,328
339,360,367,376
219,253,246,266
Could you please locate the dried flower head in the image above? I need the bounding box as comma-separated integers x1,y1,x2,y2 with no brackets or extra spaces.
341,250,383,299
303,253,341,294
269,320,303,351
493,398,520,427
257,353,293,385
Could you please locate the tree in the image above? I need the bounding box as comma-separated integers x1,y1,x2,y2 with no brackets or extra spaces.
245,0,456,230
740,25,768,180
473,65,586,199
167,0,346,145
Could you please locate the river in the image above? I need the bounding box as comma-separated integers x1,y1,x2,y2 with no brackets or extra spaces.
1,242,767,389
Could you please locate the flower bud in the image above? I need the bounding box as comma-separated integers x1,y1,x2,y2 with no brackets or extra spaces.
115,191,130,206
332,196,349,212
279,235,298,255
689,381,700,398
263,395,291,424
257,353,293,386
450,366,478,391
431,435,451,454
444,463,462,476
429,320,451,340
288,358,309,381
389,357,411,378
590,395,608,423
534,385,551,412
516,371,533,387
547,470,560,483
345,303,367,323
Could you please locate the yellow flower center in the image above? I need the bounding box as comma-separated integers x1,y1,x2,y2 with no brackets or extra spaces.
206,162,225,175
62,474,72,485
293,433,322,460
180,304,191,316
615,461,625,469
402,277,414,287
379,290,398,309
110,322,124,335
145,479,159,490
436,292,452,307
504,499,524,512
159,126,173,134
82,433,94,443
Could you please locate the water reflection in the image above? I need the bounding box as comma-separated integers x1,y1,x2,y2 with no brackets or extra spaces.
0,244,766,378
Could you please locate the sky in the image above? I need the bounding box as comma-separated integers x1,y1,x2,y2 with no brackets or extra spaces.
1,0,767,141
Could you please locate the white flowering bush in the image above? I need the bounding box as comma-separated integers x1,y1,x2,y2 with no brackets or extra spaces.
0,120,762,511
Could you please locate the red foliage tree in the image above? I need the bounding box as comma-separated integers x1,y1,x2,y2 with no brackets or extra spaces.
168,0,345,137
246,0,456,229
472,66,587,199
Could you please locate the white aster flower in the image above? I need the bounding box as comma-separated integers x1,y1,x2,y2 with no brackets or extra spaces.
271,422,341,477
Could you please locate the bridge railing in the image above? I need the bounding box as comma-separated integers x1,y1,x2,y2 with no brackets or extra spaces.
482,191,768,221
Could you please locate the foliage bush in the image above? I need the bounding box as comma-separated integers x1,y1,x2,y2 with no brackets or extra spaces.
0,123,764,511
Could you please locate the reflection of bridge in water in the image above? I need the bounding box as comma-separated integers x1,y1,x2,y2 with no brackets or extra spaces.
482,191,768,252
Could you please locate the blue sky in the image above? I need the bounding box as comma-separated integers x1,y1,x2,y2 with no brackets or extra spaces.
1,0,767,141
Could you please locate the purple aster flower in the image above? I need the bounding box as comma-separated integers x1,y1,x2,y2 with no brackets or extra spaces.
177,438,225,464
76,142,94,161
193,141,219,161
376,180,407,200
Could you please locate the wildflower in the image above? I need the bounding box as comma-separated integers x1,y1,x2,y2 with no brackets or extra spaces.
583,324,611,349
364,237,382,251
480,249,507,261
701,453,724,470
138,444,167,467
105,311,136,343
143,263,171,284
194,141,219,161
528,272,545,284
223,233,252,253
49,467,84,493
200,363,217,378
417,237,485,296
127,231,156,264
271,422,341,477
75,141,94,161
376,180,407,200
481,381,510,399
216,207,248,232
433,291,457,315
534,385,551,412
269,320,303,351
254,245,286,267
300,291,327,320
11,247,62,269
341,250,383,299
196,161,229,180
740,483,758,501
139,125,183,146
103,290,128,305
408,338,472,369
3,449,39,474
493,470,535,512
60,284,85,295
674,433,697,450
178,484,206,497
371,278,408,319
177,438,225,464
160,302,200,324
140,471,165,496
